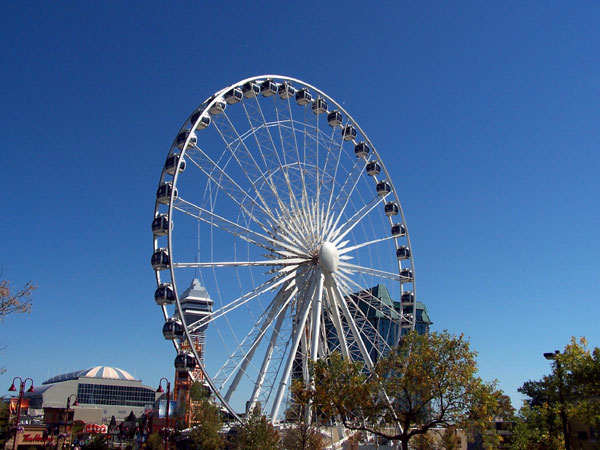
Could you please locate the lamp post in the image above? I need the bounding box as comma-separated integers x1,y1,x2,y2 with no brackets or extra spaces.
544,350,571,450
8,377,35,450
156,378,171,450
64,394,78,449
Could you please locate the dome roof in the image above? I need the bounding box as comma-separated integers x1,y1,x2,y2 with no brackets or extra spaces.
43,366,138,385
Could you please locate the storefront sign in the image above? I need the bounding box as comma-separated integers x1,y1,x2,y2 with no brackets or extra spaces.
83,424,107,434
21,433,52,444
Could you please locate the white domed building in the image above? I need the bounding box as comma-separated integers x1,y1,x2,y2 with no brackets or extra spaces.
25,366,159,423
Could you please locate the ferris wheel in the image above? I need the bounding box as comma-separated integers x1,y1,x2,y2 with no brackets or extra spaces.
151,75,416,422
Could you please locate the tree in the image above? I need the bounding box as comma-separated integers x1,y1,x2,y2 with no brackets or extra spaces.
0,275,36,320
145,433,163,450
232,405,280,450
511,337,600,450
281,380,326,450
188,392,224,450
309,331,509,450
0,400,11,447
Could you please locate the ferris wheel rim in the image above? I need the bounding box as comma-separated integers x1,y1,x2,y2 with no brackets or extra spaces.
152,75,417,423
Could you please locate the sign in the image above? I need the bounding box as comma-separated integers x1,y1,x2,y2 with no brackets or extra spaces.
83,424,108,434
158,400,177,419
22,433,53,444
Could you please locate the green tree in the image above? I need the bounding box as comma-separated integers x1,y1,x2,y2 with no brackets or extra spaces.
310,331,509,450
188,395,224,450
0,400,11,447
233,405,280,450
145,433,163,450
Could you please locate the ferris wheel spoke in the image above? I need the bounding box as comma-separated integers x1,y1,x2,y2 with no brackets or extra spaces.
173,258,308,269
222,284,295,402
185,146,277,230
338,261,405,282
323,277,350,359
338,235,397,255
249,286,294,411
270,268,319,421
329,195,384,245
187,273,293,334
328,275,374,370
211,112,281,219
173,197,310,258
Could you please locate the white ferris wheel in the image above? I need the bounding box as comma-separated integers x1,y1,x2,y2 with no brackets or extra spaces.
151,75,416,422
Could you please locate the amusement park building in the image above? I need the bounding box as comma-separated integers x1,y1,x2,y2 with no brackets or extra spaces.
24,366,160,423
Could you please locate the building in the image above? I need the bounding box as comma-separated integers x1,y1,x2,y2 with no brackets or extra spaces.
24,366,159,423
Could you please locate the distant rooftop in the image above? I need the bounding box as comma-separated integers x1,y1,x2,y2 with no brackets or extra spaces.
43,366,138,385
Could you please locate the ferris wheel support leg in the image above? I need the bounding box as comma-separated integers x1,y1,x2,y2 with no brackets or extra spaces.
269,272,317,422
309,270,324,361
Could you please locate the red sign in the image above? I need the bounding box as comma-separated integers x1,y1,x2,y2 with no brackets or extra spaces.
84,424,108,434
22,433,52,443
9,398,29,414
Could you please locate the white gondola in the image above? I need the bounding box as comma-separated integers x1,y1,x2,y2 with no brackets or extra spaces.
312,98,327,115
261,79,278,97
400,268,414,282
162,318,184,340
384,201,399,217
401,315,413,328
327,110,342,127
242,81,260,98
278,82,296,99
354,141,370,158
208,97,226,115
391,223,406,237
342,125,357,141
164,153,186,176
224,87,243,104
190,110,211,130
401,291,415,305
295,88,312,105
366,161,381,176
175,130,197,150
396,246,411,260
151,248,170,271
152,214,171,236
174,352,197,372
376,180,392,196
156,182,177,204
154,283,175,306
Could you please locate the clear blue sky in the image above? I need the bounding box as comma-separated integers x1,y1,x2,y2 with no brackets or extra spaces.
2,1,599,409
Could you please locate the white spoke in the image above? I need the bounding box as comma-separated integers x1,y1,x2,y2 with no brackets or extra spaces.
338,261,406,282
173,258,307,268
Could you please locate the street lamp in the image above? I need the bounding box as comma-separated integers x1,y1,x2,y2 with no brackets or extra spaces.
156,378,171,450
64,394,78,449
8,377,35,450
544,350,571,450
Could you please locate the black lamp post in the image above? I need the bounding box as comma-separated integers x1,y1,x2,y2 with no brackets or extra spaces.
64,394,78,449
156,378,171,450
8,377,34,450
544,350,571,450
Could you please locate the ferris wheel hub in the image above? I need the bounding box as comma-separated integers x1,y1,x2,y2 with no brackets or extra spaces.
319,241,339,273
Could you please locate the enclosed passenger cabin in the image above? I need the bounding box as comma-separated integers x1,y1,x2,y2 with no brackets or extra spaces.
242,81,260,98
327,110,342,127
312,98,327,115
384,201,399,217
342,125,357,141
295,88,312,106
208,97,226,115
401,291,415,305
151,248,170,271
396,246,411,260
190,110,211,130
261,79,278,97
162,319,183,340
152,214,171,236
174,352,197,372
401,315,413,328
224,87,243,104
156,182,178,205
154,283,176,305
176,130,197,150
278,82,296,99
164,153,186,176
376,180,392,196
399,268,414,282
366,161,381,176
354,141,370,158
391,223,406,237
